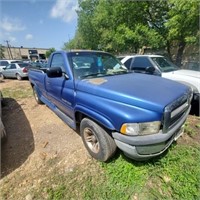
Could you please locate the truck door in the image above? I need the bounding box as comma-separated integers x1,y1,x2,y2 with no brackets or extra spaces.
45,53,75,119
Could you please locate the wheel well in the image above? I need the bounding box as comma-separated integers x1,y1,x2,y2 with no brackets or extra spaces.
75,112,85,123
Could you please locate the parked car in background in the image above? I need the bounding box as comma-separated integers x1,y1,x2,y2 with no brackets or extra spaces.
120,55,200,116
0,62,31,80
30,62,48,69
35,59,47,63
22,59,31,64
0,59,21,72
0,91,6,142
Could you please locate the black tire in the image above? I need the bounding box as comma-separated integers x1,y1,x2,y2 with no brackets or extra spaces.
16,73,22,80
80,118,117,162
33,86,43,104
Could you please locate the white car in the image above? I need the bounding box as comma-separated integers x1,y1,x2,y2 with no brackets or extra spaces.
0,62,30,80
0,59,21,72
120,55,200,116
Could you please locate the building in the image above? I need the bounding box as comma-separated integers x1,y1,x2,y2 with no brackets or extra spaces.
2,46,50,61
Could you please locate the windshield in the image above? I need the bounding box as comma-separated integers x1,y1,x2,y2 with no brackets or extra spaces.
68,51,128,79
151,57,179,72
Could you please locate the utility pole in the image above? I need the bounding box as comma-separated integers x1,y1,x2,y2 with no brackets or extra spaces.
5,40,13,59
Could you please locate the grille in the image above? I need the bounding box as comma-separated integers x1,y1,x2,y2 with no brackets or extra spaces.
162,88,193,133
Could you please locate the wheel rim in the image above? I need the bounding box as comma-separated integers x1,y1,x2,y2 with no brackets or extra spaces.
83,128,100,153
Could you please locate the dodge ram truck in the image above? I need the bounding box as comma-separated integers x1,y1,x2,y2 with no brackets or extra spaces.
28,50,192,162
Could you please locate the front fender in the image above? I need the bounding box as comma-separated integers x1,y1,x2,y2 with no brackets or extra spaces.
74,94,162,132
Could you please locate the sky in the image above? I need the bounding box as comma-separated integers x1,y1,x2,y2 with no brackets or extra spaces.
0,0,78,50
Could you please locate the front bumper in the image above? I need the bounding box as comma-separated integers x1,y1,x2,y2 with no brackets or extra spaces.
112,105,190,161
20,72,28,78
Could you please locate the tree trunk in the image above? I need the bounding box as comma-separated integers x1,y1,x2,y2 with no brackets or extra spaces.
166,40,172,61
175,40,186,67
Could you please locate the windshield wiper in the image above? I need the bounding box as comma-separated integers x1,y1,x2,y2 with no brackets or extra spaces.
107,70,129,75
80,72,107,78
80,70,129,79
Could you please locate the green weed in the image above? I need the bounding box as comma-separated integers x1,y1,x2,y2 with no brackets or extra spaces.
146,144,200,199
30,142,200,200
47,185,66,200
2,86,32,100
184,122,198,137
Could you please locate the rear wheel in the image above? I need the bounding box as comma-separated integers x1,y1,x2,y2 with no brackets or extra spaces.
16,73,22,80
33,86,43,104
0,73,5,79
80,118,116,162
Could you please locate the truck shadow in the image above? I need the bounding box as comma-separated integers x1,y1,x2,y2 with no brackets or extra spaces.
1,98,34,178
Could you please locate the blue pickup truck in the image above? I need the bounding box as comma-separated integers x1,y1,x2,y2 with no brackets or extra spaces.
28,50,192,162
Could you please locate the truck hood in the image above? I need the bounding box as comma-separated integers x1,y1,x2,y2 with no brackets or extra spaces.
163,69,200,93
75,73,189,113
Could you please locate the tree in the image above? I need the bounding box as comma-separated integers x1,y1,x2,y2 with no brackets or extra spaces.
67,0,199,65
165,0,199,66
75,0,166,53
0,44,5,59
75,0,100,49
45,48,56,58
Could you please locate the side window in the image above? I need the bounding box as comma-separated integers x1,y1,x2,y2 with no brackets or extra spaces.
50,54,65,72
131,57,153,70
124,58,132,68
10,64,16,69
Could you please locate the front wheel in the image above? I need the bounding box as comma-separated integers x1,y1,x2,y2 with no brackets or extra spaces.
80,118,116,162
33,86,43,104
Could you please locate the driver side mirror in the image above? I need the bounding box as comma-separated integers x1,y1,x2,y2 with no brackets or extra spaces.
145,66,155,74
47,67,63,78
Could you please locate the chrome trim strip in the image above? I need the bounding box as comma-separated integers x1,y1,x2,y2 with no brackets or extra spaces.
171,101,189,118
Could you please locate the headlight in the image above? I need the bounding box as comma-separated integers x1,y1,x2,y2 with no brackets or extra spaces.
120,121,161,136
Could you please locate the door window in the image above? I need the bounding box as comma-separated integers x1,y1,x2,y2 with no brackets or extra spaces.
131,57,153,71
50,54,65,72
6,64,16,69
123,58,132,68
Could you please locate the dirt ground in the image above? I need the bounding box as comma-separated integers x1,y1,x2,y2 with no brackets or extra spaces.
0,80,89,181
0,79,199,199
